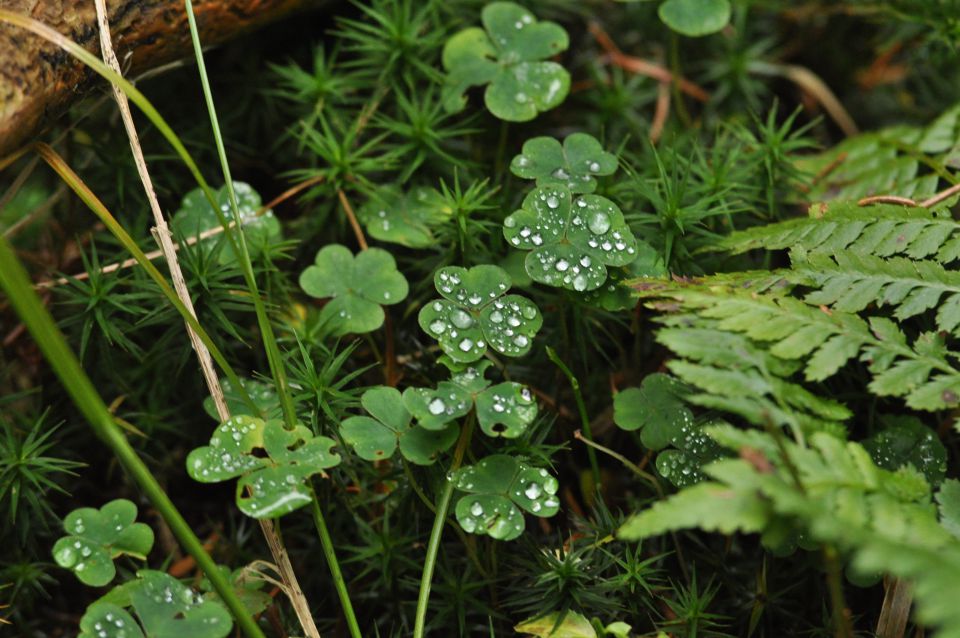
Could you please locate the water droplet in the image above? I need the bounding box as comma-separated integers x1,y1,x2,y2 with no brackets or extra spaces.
555,259,569,272
573,275,588,291
516,156,530,168
546,195,560,209
580,256,592,267
589,161,600,172
504,216,516,228
458,338,474,352
525,482,542,499
429,320,446,334
428,398,446,415
468,293,483,305
552,168,568,180
515,92,528,104
489,310,504,323
588,211,611,234
470,501,484,516
450,309,474,329
514,335,529,348
531,234,543,246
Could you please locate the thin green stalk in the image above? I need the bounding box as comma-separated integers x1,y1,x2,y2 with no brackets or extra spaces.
0,234,264,638
413,414,476,638
183,0,297,430
34,143,259,415
309,484,361,638
545,347,601,488
573,430,662,498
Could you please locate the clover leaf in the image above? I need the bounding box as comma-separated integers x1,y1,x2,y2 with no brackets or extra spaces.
79,570,232,638
582,244,668,311
655,418,726,488
418,265,543,363
511,133,617,194
442,2,570,122
358,185,449,248
299,244,409,336
200,566,272,617
613,373,693,451
504,185,641,291
453,455,560,541
341,386,459,465
53,499,154,587
403,361,539,438
187,415,340,518
171,182,280,267
863,415,947,486
658,0,731,37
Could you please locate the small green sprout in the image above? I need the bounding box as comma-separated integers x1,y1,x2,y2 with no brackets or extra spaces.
403,361,538,438
79,570,231,638
418,265,543,363
613,373,693,450
504,185,642,291
299,244,409,336
340,386,459,465
510,133,618,193
357,185,449,248
452,454,560,541
442,1,570,121
187,416,340,518
53,499,154,587
658,0,731,37
171,182,280,266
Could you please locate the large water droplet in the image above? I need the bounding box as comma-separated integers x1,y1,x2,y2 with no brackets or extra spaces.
573,274,588,291
429,320,446,334
546,195,560,209
555,259,569,272
450,309,474,329
489,310,504,323
458,338,474,352
470,501,484,516
524,482,542,499
428,398,446,415
588,211,611,235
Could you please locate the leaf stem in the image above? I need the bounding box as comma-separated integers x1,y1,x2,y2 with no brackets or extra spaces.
309,485,361,638
546,347,601,488
413,413,476,638
0,235,264,638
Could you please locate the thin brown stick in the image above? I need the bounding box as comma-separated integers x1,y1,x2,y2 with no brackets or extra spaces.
920,181,960,208
93,5,320,637
650,81,671,144
858,195,918,207
590,22,710,102
338,188,368,251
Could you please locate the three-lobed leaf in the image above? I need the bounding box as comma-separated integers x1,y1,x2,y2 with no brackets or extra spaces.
187,415,340,518
442,2,570,121
419,265,543,362
504,185,642,291
613,373,693,450
299,244,409,336
53,499,154,587
511,133,617,193
658,0,731,37
358,185,449,248
452,454,560,541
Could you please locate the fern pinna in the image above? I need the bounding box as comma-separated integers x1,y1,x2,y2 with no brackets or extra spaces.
622,197,960,636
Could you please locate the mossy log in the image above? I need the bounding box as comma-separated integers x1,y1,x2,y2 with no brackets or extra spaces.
0,0,322,155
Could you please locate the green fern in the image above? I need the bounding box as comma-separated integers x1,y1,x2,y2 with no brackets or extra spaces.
639,280,960,411
789,249,960,335
717,201,960,263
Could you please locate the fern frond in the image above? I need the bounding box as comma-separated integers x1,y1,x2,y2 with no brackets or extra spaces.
640,281,960,411
790,250,960,335
717,201,960,262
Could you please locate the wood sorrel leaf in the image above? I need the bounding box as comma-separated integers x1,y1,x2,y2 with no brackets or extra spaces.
53,499,154,587
613,373,693,450
658,0,731,37
511,133,618,193
299,244,409,336
504,185,642,291
358,185,449,248
442,2,570,121
418,265,542,362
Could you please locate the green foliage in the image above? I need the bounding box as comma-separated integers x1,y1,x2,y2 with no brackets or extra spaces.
418,265,543,362
658,0,731,37
187,416,340,517
613,373,692,450
357,185,449,248
442,2,570,121
504,185,643,291
52,500,154,587
340,386,459,464
171,182,281,267
299,244,409,336
453,454,560,540
510,134,618,194
79,570,232,638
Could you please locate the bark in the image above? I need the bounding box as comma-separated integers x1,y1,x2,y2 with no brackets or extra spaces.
0,0,323,155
